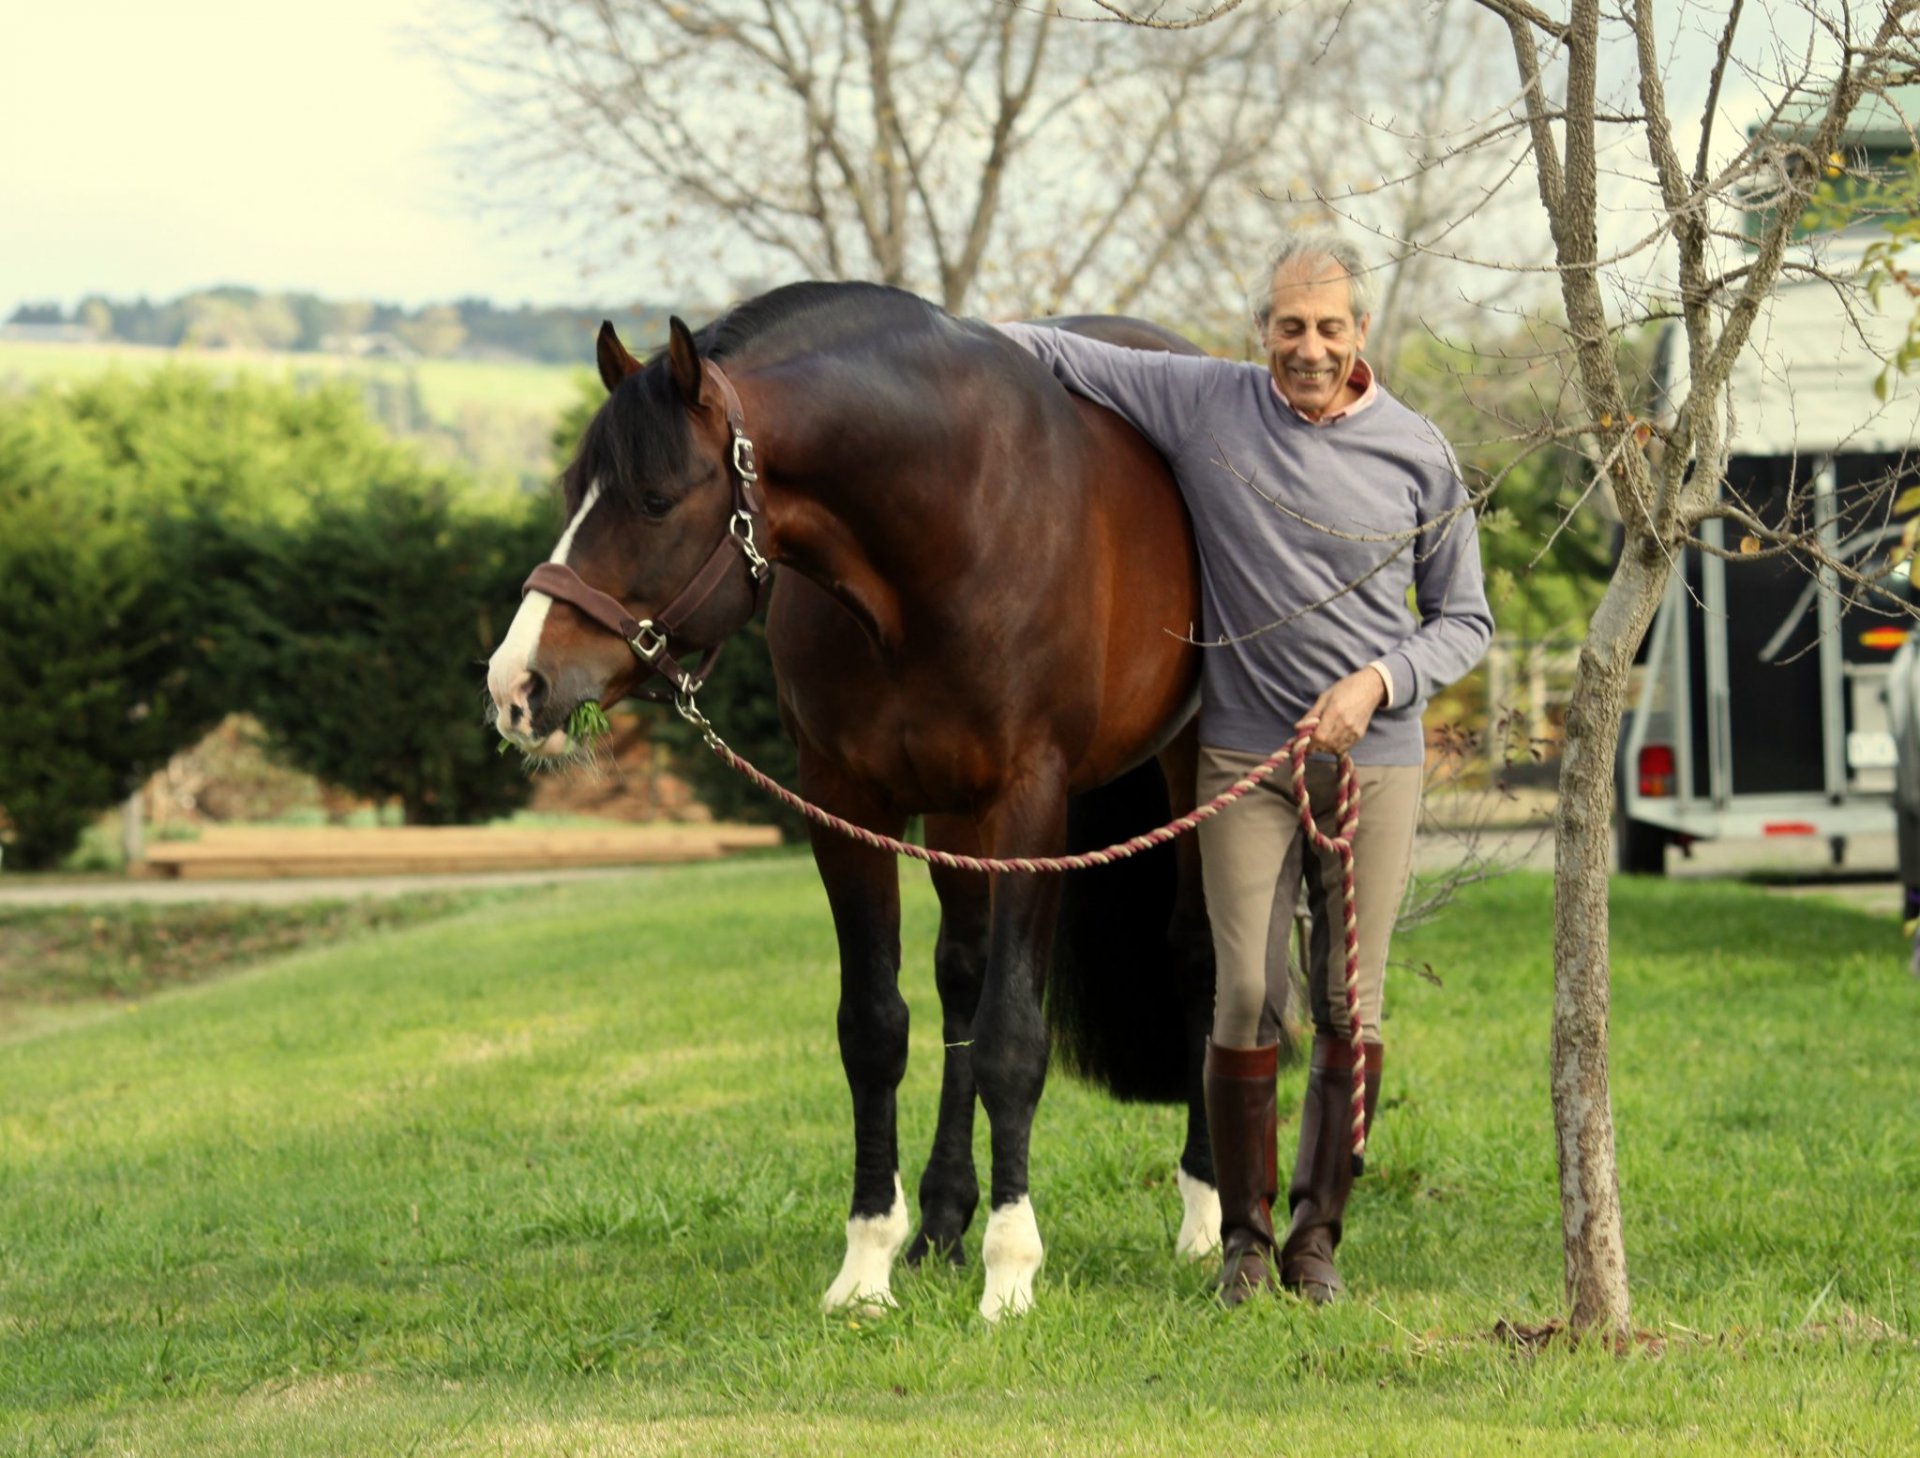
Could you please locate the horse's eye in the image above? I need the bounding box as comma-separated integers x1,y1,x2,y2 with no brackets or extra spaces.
640,492,673,520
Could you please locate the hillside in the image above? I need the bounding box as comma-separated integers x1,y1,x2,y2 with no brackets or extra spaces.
0,337,590,491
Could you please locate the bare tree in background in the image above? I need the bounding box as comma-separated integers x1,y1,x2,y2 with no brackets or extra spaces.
445,0,1369,328
1284,2,1547,376
1094,0,1920,1343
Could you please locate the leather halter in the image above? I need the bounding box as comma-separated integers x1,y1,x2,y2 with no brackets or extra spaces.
522,359,772,705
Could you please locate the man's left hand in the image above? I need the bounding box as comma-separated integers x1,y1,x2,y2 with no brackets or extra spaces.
1299,668,1389,756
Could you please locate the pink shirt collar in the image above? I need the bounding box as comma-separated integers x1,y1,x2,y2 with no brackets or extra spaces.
1271,357,1377,426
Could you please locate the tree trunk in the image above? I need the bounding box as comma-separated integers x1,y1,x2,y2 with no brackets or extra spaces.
1549,532,1669,1339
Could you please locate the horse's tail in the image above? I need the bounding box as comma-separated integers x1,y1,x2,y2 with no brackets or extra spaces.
1046,758,1209,1103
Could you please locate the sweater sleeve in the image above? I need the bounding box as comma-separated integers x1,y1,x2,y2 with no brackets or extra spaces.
1377,443,1494,707
996,322,1215,459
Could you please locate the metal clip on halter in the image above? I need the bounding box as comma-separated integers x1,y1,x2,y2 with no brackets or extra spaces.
674,688,724,750
731,512,770,579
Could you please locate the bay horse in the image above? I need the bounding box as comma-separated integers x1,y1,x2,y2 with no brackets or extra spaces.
486,282,1226,1320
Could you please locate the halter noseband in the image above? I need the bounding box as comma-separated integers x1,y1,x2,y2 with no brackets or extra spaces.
521,359,772,706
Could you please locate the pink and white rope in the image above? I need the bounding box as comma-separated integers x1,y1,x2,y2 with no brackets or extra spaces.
695,710,1368,1168
1286,735,1368,1176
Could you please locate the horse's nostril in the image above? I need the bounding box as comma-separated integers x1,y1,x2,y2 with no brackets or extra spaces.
524,669,549,724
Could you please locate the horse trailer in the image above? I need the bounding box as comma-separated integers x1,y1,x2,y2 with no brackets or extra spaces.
1616,276,1920,874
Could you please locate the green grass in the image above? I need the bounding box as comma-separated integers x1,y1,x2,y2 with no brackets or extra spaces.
1,861,1915,1455
0,893,507,1032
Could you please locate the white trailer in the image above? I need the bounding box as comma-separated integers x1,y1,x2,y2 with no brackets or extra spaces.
1617,276,1920,873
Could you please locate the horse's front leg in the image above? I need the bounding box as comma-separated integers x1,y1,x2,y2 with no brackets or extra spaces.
971,770,1069,1321
804,761,912,1314
906,829,990,1267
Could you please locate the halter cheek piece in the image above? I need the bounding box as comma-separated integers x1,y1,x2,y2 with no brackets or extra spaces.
521,360,772,706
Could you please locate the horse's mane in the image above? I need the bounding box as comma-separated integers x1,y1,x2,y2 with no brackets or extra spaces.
562,282,944,513
700,280,938,365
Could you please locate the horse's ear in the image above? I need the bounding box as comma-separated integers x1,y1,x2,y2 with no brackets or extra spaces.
666,316,704,407
596,321,641,394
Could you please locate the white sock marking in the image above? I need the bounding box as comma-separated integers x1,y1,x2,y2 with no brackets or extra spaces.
1175,1167,1222,1261
979,1195,1043,1322
821,1175,910,1315
486,482,603,707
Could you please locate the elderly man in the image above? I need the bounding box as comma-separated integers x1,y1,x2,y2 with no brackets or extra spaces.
998,230,1491,1305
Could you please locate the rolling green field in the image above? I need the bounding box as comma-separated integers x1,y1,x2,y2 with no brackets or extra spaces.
2,860,1916,1455
0,340,584,430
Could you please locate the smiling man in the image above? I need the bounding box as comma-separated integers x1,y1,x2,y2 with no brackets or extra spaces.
997,229,1491,1307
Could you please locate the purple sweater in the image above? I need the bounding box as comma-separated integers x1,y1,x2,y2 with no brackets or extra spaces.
1000,323,1492,765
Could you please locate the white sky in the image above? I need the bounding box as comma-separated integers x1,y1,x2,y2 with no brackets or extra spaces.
0,0,596,319
0,0,1855,327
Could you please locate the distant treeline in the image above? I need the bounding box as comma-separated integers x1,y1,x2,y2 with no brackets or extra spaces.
6,286,696,363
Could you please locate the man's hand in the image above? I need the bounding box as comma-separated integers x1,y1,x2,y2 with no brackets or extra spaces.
1298,667,1389,755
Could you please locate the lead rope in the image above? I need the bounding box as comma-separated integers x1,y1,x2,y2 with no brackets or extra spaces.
674,695,1370,1173
1286,728,1368,1176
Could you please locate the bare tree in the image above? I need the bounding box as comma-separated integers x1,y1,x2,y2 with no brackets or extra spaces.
443,0,1367,326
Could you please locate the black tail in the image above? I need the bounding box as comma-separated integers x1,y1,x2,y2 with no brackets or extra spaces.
1046,758,1211,1103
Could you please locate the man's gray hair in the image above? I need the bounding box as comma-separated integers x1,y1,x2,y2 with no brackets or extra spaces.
1251,229,1376,329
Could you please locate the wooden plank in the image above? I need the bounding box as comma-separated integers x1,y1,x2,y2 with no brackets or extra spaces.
137,823,781,879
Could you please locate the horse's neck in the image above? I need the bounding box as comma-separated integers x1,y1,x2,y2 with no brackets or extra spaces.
750,365,965,651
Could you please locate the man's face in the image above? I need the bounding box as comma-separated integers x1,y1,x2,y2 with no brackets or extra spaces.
1264,260,1370,421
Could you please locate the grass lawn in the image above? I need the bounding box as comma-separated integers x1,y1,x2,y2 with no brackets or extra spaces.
1,859,1915,1455
0,894,507,1041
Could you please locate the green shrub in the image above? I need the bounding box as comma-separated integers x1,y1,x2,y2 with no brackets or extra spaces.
0,379,242,867
0,370,555,866
184,478,559,825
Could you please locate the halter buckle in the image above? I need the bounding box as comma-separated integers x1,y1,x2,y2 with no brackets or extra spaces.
731,434,758,480
629,620,668,661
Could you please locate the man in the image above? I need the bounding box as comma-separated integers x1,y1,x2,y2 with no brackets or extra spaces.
998,230,1492,1305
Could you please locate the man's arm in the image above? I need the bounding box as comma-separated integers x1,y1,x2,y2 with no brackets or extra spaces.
1377,451,1495,711
996,322,1217,460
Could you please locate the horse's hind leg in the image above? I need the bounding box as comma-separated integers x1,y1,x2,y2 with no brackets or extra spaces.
1160,726,1223,1261
907,834,989,1267
805,763,913,1314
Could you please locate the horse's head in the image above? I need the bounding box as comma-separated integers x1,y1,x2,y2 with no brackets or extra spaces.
487,317,767,754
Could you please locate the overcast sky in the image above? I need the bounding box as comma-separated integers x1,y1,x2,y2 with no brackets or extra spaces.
0,1,1841,327
0,0,597,319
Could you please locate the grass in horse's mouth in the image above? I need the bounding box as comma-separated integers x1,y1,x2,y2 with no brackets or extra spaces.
566,700,612,743
495,700,612,758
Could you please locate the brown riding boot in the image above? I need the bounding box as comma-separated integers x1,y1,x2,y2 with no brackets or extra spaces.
1279,1037,1383,1304
1203,1039,1281,1307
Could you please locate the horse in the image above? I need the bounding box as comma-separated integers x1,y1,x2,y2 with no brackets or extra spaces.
486,281,1227,1320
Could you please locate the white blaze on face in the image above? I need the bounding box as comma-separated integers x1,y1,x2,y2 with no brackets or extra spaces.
486,482,604,718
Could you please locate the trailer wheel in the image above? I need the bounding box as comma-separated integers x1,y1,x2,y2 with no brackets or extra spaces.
1616,816,1668,876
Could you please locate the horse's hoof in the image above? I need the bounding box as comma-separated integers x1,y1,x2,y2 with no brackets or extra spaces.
905,1229,967,1268
978,1196,1043,1322
822,1175,909,1314
1174,1167,1222,1262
